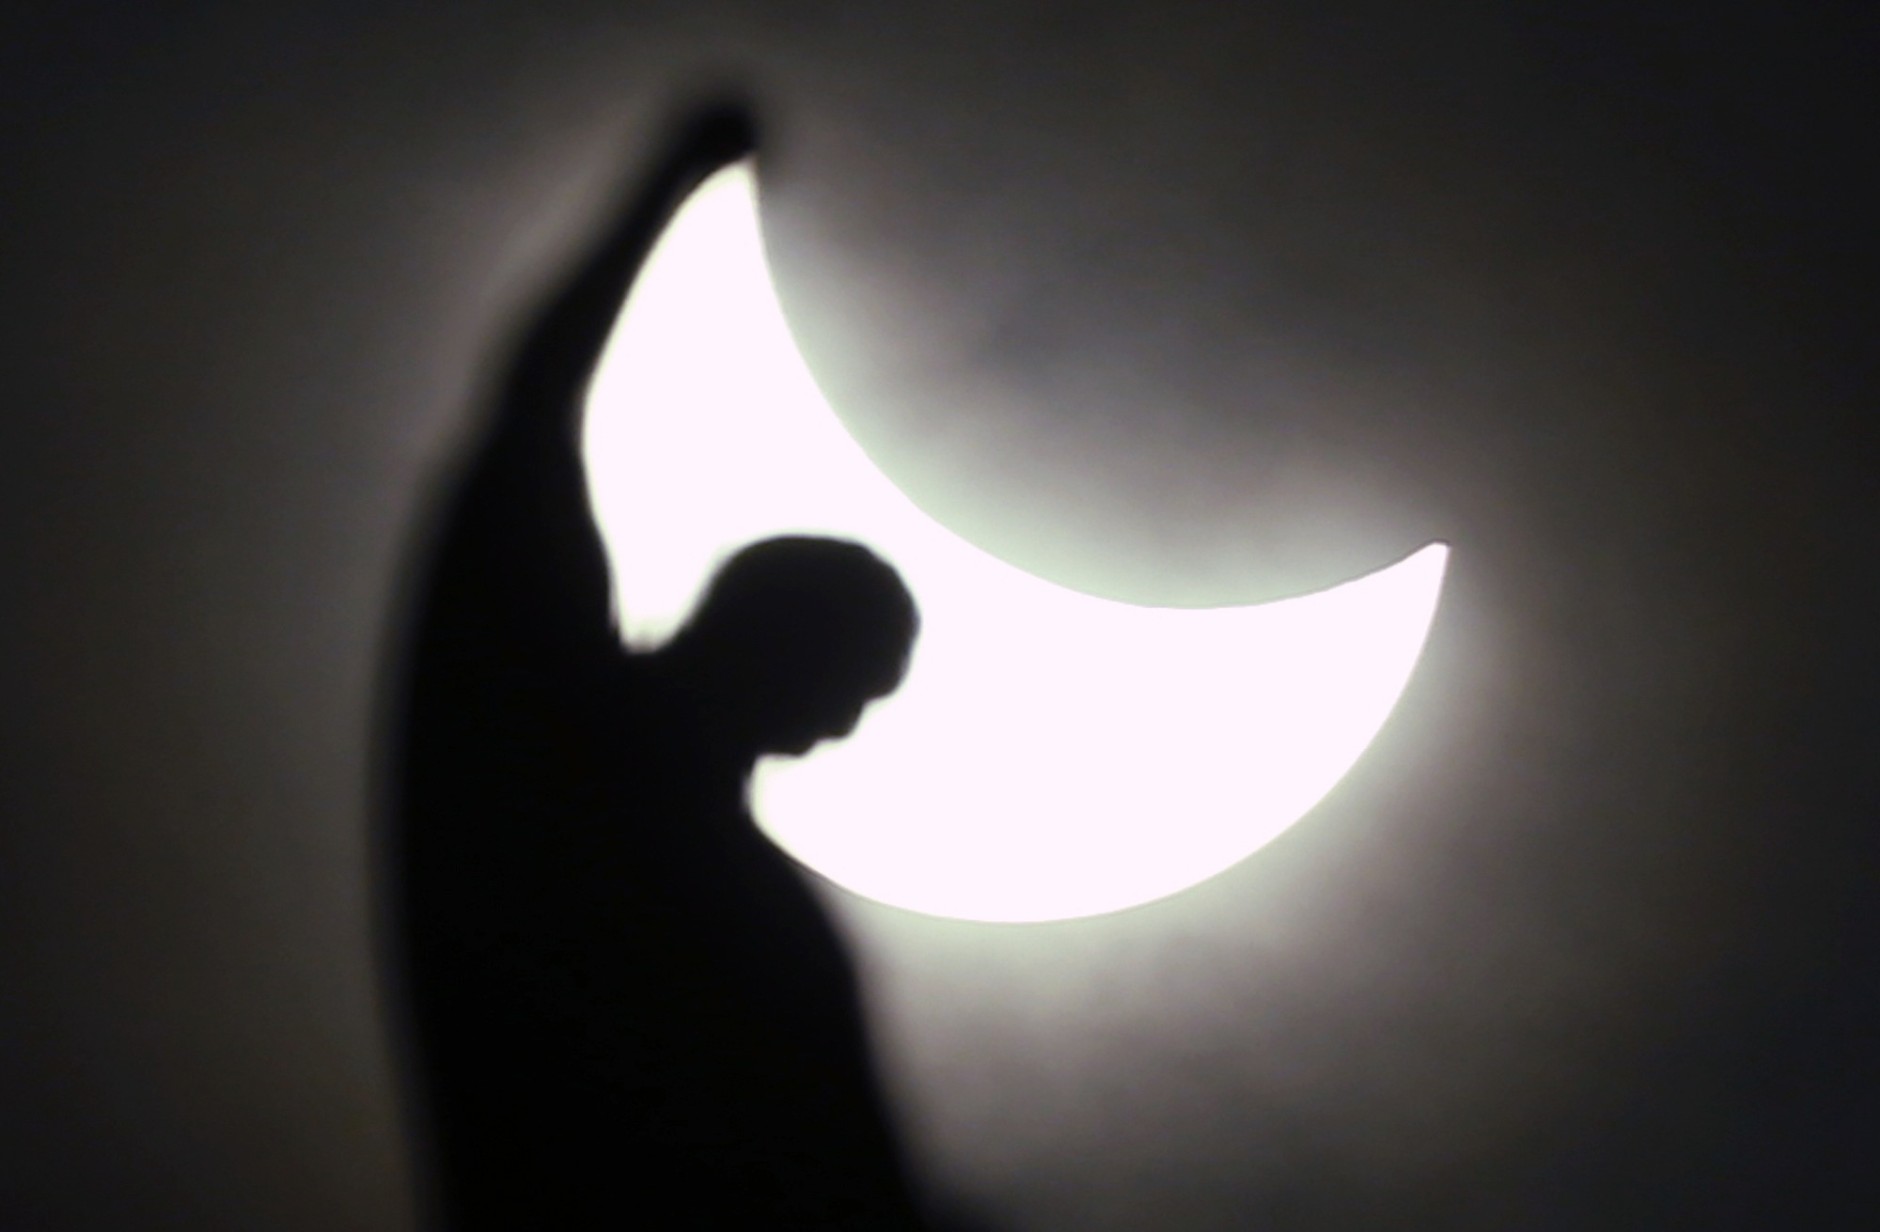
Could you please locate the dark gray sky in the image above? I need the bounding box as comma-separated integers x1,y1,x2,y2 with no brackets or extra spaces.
2,3,1875,1228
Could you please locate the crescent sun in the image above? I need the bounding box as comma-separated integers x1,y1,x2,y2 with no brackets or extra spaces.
581,157,1448,924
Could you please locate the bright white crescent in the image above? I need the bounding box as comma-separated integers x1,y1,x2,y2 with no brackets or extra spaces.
582,160,1447,924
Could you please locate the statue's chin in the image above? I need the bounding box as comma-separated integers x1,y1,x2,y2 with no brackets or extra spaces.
772,722,853,759
765,730,825,759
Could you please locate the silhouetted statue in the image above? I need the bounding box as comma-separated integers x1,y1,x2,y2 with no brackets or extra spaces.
386,108,935,1230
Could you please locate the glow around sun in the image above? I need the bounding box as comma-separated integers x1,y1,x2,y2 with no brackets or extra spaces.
582,159,1448,923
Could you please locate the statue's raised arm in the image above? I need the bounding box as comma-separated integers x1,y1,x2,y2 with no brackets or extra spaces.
415,107,756,686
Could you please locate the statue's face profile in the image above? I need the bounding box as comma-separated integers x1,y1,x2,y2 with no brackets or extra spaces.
658,535,919,759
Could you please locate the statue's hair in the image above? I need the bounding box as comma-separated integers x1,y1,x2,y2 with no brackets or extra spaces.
674,536,918,691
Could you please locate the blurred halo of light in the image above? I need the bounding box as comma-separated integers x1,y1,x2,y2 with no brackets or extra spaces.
584,161,1447,923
